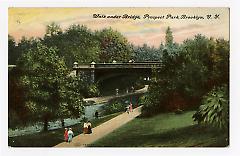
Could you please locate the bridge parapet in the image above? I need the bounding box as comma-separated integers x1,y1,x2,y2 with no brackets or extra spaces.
73,62,162,70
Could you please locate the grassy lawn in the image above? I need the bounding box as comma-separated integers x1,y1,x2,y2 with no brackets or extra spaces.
90,111,228,147
8,112,122,147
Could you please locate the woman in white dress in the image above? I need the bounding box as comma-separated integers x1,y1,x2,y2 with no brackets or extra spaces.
67,128,74,143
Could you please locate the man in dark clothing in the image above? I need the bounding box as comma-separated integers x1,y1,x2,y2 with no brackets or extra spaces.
95,110,99,119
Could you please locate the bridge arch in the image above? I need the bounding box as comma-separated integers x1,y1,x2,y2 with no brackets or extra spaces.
73,62,162,83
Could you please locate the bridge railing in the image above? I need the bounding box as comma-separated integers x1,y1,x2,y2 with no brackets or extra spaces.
74,62,162,69
97,63,162,68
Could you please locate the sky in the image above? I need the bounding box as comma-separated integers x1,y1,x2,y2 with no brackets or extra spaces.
8,7,229,47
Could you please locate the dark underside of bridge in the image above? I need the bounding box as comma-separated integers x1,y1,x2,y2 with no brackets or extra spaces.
95,68,152,82
85,68,152,96
74,62,162,95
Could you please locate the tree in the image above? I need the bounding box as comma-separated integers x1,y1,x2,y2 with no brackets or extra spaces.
211,39,229,86
96,28,133,63
8,36,40,127
8,66,29,127
64,25,100,64
8,35,18,65
142,31,229,116
17,43,84,131
45,22,63,37
132,44,162,62
59,76,85,127
165,26,173,47
42,24,100,67
142,47,185,116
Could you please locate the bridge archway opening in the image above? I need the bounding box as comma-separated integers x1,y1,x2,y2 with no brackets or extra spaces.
97,73,146,96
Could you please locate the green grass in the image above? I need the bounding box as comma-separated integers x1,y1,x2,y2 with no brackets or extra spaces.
90,111,228,147
8,112,122,147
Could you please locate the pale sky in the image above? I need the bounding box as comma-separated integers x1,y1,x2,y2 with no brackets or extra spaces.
8,8,229,47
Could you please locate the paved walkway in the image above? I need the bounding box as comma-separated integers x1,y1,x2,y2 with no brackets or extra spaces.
54,106,142,147
83,85,148,104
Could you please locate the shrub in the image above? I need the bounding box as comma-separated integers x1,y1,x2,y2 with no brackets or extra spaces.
192,85,229,130
101,101,126,115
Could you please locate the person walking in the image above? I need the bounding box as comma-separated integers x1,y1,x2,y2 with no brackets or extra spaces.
83,122,88,134
87,121,92,134
67,128,74,143
64,128,68,142
95,110,99,119
129,103,133,112
126,105,130,114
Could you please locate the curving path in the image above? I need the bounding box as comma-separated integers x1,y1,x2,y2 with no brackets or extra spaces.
83,85,148,104
54,106,142,147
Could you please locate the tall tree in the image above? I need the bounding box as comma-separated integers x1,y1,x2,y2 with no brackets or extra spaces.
96,28,133,63
165,26,173,47
8,66,29,127
45,22,63,37
133,44,162,62
42,24,100,67
17,43,84,131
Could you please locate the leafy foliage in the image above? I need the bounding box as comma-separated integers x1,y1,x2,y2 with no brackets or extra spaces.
42,23,100,67
17,43,84,130
60,76,85,119
8,67,30,127
142,28,229,117
192,85,229,130
8,36,39,65
45,22,63,36
9,23,134,130
96,28,133,63
165,26,173,46
8,24,229,131
101,100,126,115
132,44,162,62
8,35,18,65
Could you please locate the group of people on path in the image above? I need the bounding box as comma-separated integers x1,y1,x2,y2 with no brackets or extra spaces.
64,128,74,143
63,121,92,143
63,101,136,143
83,121,92,134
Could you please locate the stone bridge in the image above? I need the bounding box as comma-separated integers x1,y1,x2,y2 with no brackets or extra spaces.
72,61,162,83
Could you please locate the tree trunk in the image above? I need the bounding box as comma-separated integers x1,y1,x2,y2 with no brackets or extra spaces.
43,118,48,131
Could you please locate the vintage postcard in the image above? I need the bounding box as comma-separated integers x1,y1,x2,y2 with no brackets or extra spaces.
8,7,229,149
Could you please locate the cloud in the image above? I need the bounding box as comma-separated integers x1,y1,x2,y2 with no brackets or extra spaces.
133,20,164,26
123,28,161,35
9,8,229,47
172,24,205,33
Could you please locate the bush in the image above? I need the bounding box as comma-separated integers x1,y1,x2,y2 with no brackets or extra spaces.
101,100,126,116
192,85,229,130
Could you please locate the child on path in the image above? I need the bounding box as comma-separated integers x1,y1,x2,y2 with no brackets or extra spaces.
64,128,68,142
67,128,74,143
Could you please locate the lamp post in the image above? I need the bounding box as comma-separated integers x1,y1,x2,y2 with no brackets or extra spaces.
90,62,96,83
116,88,119,96
73,62,78,76
73,62,78,68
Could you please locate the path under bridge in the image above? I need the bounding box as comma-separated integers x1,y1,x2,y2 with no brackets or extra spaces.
83,85,149,105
